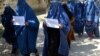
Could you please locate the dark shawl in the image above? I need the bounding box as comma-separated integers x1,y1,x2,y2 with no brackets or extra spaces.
1,6,16,44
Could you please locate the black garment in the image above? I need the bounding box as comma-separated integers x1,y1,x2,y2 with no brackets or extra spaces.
62,4,74,19
1,6,17,45
23,54,30,56
47,27,60,56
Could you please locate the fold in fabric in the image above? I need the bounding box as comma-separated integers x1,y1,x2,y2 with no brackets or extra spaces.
43,0,70,56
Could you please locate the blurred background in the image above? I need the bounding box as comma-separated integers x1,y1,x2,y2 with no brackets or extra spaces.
0,0,100,14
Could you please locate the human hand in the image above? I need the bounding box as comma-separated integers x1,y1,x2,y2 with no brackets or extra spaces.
12,19,15,24
25,22,29,26
59,24,63,29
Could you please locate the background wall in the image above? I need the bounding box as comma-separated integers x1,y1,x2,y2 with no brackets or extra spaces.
0,0,99,14
0,0,67,13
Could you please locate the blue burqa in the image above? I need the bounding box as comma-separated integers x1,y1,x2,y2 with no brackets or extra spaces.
43,0,70,56
85,0,99,37
93,1,99,37
15,0,39,54
67,0,75,14
74,0,85,34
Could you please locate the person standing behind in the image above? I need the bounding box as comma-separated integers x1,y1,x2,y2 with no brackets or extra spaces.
74,0,85,36
15,0,39,56
1,6,18,55
85,0,99,39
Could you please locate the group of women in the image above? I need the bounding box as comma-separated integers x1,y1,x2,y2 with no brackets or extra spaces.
0,0,99,56
67,0,99,39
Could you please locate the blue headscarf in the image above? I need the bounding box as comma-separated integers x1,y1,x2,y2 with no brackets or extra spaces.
16,0,26,16
16,0,39,25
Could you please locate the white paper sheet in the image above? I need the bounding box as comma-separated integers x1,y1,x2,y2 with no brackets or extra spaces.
44,18,59,28
13,16,25,25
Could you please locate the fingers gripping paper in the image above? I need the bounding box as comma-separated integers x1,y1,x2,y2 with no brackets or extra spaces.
13,16,25,25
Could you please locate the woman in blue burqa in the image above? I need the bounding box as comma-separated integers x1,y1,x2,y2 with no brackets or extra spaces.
15,0,39,56
1,6,18,55
85,0,99,39
74,0,85,36
43,0,70,56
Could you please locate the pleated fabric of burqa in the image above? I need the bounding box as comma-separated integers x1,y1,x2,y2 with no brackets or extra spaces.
15,0,39,55
43,0,70,56
85,0,99,38
74,0,85,35
62,3,75,48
